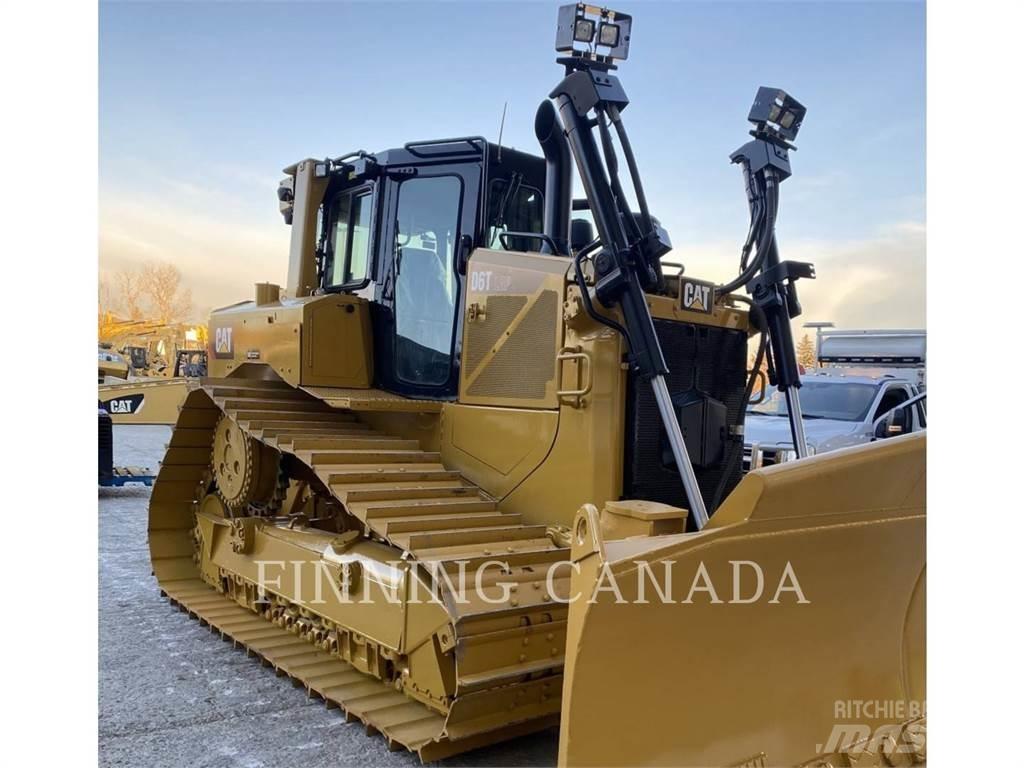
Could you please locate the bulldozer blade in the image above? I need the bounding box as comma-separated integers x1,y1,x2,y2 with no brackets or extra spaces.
558,433,926,767
99,377,189,425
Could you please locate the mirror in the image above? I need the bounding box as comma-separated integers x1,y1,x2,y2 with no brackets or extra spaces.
570,218,595,252
874,412,904,439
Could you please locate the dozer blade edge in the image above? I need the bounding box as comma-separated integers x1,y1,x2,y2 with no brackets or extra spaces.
558,433,926,768
99,377,189,425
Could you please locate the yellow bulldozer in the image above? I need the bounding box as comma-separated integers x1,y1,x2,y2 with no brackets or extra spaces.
147,5,925,765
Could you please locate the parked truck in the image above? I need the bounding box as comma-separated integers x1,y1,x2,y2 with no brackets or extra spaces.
817,327,926,388
745,372,926,468
745,327,926,467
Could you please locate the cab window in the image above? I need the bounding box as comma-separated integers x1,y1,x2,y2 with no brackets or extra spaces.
873,386,909,419
874,386,912,431
325,189,373,288
485,177,544,252
393,175,463,385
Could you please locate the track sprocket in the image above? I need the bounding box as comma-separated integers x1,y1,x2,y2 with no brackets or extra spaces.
211,414,280,510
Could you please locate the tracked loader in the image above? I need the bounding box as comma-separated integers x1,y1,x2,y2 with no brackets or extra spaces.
147,5,925,765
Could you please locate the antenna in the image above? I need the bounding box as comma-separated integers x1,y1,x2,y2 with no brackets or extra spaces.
496,101,508,162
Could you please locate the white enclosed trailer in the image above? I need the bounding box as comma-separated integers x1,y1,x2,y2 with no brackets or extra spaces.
815,328,926,388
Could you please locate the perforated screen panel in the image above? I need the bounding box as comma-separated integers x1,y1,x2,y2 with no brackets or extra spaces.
463,295,527,374
467,290,559,400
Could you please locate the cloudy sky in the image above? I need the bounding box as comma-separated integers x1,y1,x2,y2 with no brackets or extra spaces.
99,0,925,330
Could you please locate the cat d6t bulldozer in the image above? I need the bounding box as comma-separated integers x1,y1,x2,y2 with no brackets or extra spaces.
148,5,925,765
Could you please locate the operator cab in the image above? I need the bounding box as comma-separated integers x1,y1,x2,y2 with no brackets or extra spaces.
310,140,547,399
124,345,148,372
173,349,208,378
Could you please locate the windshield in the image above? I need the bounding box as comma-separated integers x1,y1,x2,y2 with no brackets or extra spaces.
750,380,880,422
485,177,543,252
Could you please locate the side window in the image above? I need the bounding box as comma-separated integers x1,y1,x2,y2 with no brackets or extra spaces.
486,177,544,252
393,175,463,385
326,190,373,288
874,386,911,430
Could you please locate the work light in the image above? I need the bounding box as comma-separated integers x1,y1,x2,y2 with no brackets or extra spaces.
747,87,806,143
598,22,619,47
555,3,632,62
573,17,595,43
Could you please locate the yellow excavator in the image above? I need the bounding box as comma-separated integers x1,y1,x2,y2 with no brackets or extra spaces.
147,5,925,765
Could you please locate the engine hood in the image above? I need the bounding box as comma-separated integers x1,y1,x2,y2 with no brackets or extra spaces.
744,413,863,449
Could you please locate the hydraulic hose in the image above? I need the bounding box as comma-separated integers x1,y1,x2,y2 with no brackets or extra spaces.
600,105,666,289
716,170,778,298
738,197,764,273
607,104,654,235
573,238,631,341
596,108,642,244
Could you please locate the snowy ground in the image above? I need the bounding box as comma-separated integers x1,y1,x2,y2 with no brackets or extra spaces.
98,425,558,768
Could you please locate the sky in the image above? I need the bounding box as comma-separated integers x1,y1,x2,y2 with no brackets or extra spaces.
99,0,925,330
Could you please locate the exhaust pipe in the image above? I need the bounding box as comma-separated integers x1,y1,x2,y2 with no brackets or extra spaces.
534,100,571,255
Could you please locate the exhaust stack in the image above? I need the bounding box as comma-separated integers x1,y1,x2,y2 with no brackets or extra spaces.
534,100,572,255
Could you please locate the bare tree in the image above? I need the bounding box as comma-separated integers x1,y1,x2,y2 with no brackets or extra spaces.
140,262,193,324
116,268,147,320
98,279,115,339
98,278,114,318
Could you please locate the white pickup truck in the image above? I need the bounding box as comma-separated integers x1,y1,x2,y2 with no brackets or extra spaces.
744,327,927,468
743,372,926,468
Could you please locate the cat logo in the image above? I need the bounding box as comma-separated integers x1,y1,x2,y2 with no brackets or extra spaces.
100,394,144,415
680,278,714,315
214,326,233,358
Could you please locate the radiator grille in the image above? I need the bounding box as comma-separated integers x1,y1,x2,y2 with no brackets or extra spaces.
624,320,748,516
467,290,558,400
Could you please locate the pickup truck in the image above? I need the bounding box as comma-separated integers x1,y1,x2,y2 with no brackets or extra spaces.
743,372,926,469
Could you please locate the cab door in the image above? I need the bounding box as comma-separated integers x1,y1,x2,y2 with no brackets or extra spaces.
372,160,481,399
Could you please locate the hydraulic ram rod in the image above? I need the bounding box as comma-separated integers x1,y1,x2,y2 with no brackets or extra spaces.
652,375,710,529
551,66,712,529
785,388,810,458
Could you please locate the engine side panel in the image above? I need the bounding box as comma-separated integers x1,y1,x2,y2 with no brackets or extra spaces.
207,293,373,389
